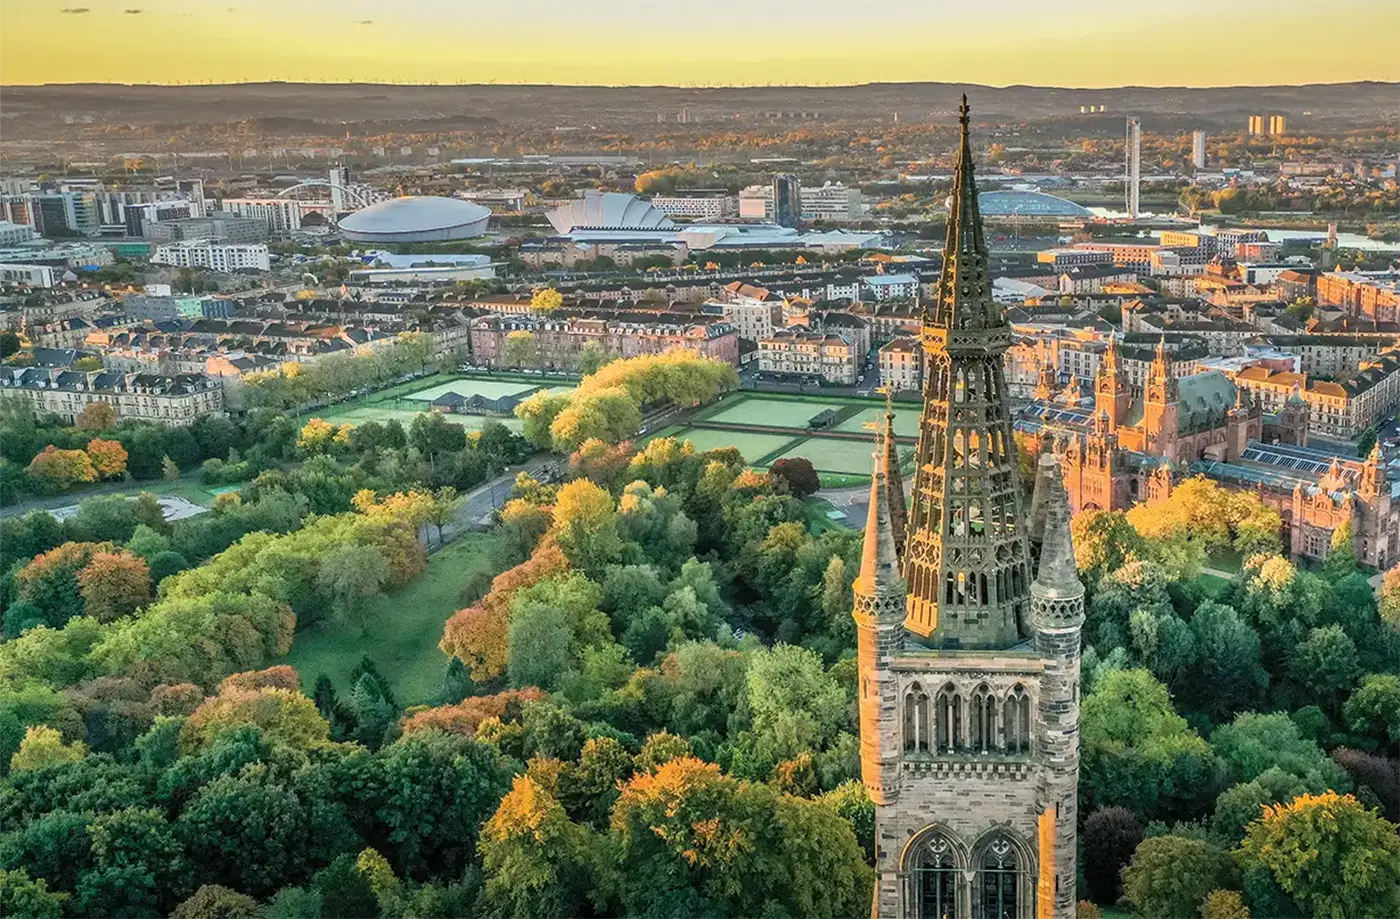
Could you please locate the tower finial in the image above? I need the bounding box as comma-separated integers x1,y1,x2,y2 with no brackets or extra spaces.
1032,456,1083,600
854,447,904,605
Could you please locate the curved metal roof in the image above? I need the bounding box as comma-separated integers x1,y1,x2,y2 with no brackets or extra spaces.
548,191,674,234
978,191,1093,217
339,196,491,236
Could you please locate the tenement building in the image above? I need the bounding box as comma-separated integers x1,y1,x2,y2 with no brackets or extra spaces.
855,100,1082,919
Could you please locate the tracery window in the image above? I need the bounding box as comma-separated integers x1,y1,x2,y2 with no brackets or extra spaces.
977,836,1021,919
913,833,961,919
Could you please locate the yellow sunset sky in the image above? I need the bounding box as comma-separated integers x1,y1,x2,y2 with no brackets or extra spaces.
2,0,1398,87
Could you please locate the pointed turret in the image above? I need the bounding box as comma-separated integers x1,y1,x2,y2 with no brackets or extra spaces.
1360,441,1384,499
854,454,905,607
1028,450,1059,545
880,392,908,563
1031,457,1084,603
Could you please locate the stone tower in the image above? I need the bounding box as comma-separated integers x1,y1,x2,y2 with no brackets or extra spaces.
903,96,1033,649
1094,334,1130,431
855,98,1084,919
1142,336,1179,459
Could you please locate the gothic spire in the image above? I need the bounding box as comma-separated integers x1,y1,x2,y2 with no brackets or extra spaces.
854,447,905,609
1028,449,1058,544
928,94,993,333
881,391,908,562
1031,456,1083,600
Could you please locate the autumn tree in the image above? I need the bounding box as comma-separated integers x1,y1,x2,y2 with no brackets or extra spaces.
1238,792,1400,919
530,287,564,313
77,549,151,621
503,330,540,368
75,402,117,431
552,478,622,572
26,446,97,491
9,724,87,772
479,776,592,919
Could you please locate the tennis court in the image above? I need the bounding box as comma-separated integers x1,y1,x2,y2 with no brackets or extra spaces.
403,378,539,402
660,427,798,464
704,397,844,429
831,406,922,437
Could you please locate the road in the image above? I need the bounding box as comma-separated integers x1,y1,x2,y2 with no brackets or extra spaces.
430,454,559,548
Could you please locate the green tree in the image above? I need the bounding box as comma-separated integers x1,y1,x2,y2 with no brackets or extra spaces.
171,885,262,919
1122,835,1240,919
1083,806,1143,905
1211,712,1349,788
10,724,87,772
1344,673,1400,751
480,776,592,919
503,330,540,368
0,868,68,918
1238,792,1400,919
1071,509,1147,585
317,544,391,631
1288,625,1362,713
1201,889,1252,919
1324,519,1358,580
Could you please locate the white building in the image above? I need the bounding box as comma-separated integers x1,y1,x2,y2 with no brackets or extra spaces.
862,273,919,301
1192,130,1207,170
651,195,738,220
738,185,772,220
218,198,319,236
0,264,62,288
152,240,271,272
0,221,36,246
801,182,864,222
878,336,923,392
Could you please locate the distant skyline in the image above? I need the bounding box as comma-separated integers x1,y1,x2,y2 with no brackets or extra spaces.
3,0,1398,88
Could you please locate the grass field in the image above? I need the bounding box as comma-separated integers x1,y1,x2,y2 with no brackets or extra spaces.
403,379,539,402
664,427,798,463
705,397,844,429
316,402,525,433
775,436,884,475
280,533,500,705
831,407,922,437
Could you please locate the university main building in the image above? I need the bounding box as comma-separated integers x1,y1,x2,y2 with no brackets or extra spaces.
853,100,1082,919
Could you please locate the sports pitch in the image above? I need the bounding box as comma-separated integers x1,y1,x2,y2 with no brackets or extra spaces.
772,436,884,475
403,379,540,402
704,397,844,429
316,402,523,433
663,427,797,463
831,407,922,436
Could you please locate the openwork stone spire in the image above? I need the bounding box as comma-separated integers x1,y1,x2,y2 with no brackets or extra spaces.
881,390,908,563
903,97,1033,648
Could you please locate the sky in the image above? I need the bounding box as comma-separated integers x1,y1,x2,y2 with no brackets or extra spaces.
3,0,1398,87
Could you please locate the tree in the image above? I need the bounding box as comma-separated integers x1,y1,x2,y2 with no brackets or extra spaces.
317,544,391,631
26,446,97,491
530,287,564,313
9,724,87,772
742,643,848,768
549,387,642,452
297,418,338,456
552,479,622,572
172,885,262,919
1080,669,1215,819
77,549,151,621
1122,836,1240,919
82,438,128,481
0,331,21,360
1324,519,1358,580
1201,889,1251,919
180,686,329,752
1345,673,1400,751
161,456,180,480
1238,792,1400,919
576,341,611,375
1356,426,1378,458
1288,625,1362,713
0,868,67,918
372,730,516,879
1211,712,1348,788
1071,509,1147,585
80,806,186,917
75,402,117,431
1379,562,1400,629
770,456,821,497
503,330,540,368
1181,601,1268,721
1083,806,1143,905
479,776,591,919
515,392,572,450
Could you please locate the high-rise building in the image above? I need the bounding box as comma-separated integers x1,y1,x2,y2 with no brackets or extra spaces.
1192,129,1207,169
772,173,801,229
1268,114,1287,136
1247,115,1265,136
31,192,100,237
857,97,1083,919
328,165,350,215
1125,117,1141,219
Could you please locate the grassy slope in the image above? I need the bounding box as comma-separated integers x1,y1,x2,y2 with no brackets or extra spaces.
279,532,499,705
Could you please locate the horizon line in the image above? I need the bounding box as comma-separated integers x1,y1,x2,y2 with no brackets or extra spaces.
4,78,1398,91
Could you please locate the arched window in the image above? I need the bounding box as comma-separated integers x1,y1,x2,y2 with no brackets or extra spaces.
969,684,995,754
1003,685,1031,754
904,684,930,753
978,836,1022,919
912,832,961,919
935,683,962,753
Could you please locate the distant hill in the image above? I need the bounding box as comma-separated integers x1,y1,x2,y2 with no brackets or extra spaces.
3,81,1395,133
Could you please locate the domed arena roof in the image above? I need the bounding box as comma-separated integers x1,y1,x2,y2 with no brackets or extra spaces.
978,191,1093,218
339,196,491,243
548,191,675,234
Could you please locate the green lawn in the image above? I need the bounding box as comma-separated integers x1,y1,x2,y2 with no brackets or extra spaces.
403,378,540,402
279,533,500,705
1194,572,1234,600
1206,546,1243,573
775,436,884,475
316,402,524,433
704,396,844,429
830,406,922,437
664,427,799,463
